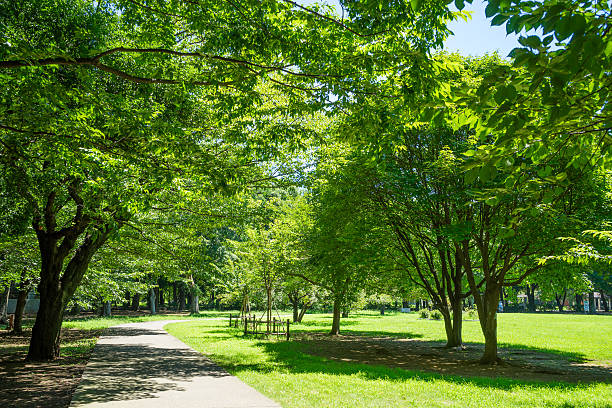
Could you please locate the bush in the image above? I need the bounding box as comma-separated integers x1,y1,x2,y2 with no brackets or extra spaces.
430,310,442,320
419,310,429,319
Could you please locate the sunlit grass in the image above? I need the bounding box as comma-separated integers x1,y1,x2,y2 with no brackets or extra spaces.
166,317,612,408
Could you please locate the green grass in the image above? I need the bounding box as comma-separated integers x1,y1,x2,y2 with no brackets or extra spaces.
165,313,612,408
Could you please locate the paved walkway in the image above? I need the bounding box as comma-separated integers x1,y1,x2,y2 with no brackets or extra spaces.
70,320,281,408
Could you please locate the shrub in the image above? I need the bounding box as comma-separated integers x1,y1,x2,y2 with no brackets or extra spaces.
465,307,477,320
419,310,429,319
430,310,442,320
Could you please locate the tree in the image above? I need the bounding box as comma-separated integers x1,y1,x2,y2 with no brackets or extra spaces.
305,153,392,335
374,132,472,348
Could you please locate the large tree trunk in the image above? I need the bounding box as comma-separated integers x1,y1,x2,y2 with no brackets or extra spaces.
190,294,199,314
189,280,199,314
526,284,537,312
28,288,65,360
103,301,111,317
443,295,463,348
123,291,131,309
28,224,111,361
131,293,140,311
177,285,186,311
157,286,165,308
602,294,609,312
172,282,178,307
0,285,10,324
13,286,28,334
479,285,501,364
330,297,341,335
555,290,567,312
149,288,156,315
292,301,299,323
297,301,310,322
575,293,583,312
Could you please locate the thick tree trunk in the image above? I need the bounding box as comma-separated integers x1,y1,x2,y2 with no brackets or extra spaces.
173,282,178,307
28,287,65,360
123,291,131,309
575,293,583,312
177,285,186,311
158,286,164,308
330,297,341,335
380,304,385,315
131,293,140,311
588,292,596,314
292,302,299,323
526,284,537,312
190,294,199,314
0,286,9,324
189,279,199,314
154,287,160,311
27,187,115,361
149,289,156,315
297,302,310,322
555,289,567,312
103,301,111,317
479,285,501,364
602,294,609,312
443,296,463,348
13,287,28,333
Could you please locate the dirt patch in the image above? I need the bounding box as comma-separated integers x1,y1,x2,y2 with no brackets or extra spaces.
0,328,102,408
295,333,612,384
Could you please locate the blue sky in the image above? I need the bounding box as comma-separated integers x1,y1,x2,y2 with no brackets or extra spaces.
300,0,521,57
444,0,520,57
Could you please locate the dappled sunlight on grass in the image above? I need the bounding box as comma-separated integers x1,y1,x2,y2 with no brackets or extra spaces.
166,315,612,408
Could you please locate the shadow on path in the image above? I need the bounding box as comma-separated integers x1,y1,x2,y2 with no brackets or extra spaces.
70,321,279,407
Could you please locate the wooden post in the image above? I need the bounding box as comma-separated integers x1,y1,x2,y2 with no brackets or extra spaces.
286,319,290,341
244,314,248,335
229,313,232,327
273,317,276,334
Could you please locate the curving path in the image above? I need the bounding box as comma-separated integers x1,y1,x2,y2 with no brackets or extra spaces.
69,320,280,408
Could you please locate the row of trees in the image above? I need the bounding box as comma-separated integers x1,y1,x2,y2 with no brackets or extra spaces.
0,0,610,365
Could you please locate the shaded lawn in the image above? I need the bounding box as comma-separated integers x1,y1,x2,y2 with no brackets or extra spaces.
291,312,612,363
166,315,612,408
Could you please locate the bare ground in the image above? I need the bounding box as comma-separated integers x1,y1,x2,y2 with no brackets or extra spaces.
0,328,102,408
295,333,612,384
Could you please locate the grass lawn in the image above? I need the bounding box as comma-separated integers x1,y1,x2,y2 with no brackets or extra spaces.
166,312,612,408
287,311,612,362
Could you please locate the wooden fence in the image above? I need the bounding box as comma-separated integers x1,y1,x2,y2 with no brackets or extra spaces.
229,313,290,340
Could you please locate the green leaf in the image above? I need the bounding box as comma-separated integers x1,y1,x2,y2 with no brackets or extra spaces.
465,167,479,184
479,165,494,183
490,14,508,26
485,0,500,18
